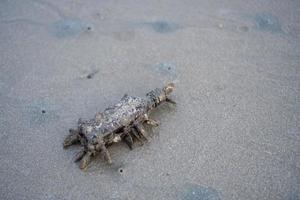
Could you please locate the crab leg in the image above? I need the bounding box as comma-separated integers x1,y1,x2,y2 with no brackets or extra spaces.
166,98,176,104
144,114,159,127
63,129,79,148
74,149,86,162
98,139,112,164
146,119,159,127
101,146,112,164
131,128,144,145
134,124,148,141
123,134,134,150
80,151,92,170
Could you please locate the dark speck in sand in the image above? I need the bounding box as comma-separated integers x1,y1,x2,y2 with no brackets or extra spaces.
86,70,99,79
23,100,59,127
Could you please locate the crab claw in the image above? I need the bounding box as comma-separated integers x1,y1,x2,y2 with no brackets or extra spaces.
163,83,175,95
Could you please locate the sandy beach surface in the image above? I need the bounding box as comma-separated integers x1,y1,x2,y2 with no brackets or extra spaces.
0,0,299,199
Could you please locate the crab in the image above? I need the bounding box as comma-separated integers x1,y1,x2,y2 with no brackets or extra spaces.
63,83,175,169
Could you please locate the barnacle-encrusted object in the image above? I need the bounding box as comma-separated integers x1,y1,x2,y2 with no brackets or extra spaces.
63,83,175,169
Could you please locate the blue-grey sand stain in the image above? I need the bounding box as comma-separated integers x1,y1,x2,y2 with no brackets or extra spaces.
2,17,91,38
182,184,221,200
144,20,179,33
254,14,282,33
288,193,300,200
50,18,91,38
23,100,59,127
2,0,91,38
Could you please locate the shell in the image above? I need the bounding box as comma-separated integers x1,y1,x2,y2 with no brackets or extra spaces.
63,83,175,169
